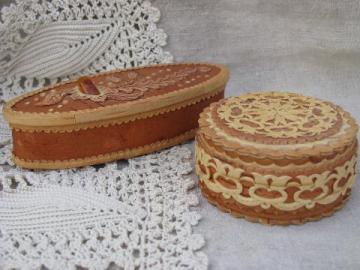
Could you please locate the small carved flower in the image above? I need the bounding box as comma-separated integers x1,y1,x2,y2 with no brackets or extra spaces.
127,71,138,80
198,66,211,73
107,76,122,83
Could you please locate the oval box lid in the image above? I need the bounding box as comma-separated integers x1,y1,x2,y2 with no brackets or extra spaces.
4,62,229,130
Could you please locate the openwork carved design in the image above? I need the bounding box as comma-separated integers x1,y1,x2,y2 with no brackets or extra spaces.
35,66,206,106
216,92,341,142
195,144,357,211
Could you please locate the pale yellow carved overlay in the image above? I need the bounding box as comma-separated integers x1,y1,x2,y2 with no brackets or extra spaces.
217,92,339,139
195,143,357,211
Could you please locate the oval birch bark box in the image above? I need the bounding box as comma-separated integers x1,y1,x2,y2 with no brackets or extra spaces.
4,63,229,169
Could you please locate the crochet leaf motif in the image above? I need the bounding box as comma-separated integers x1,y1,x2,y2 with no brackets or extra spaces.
35,66,201,105
0,0,173,101
4,19,119,79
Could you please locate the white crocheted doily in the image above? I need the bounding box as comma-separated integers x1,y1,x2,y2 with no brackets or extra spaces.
0,0,173,100
0,142,206,270
0,1,207,269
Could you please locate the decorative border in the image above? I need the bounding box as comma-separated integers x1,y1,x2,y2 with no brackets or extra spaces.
201,182,350,225
13,129,197,169
197,133,358,176
195,142,357,211
4,62,229,129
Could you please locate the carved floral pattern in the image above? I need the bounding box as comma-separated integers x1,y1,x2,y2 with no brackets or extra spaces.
35,66,208,106
216,92,341,139
195,144,357,211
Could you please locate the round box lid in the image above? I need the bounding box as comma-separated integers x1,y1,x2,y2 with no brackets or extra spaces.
198,91,358,159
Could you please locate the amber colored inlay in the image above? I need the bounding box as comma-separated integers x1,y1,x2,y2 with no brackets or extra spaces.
78,77,100,95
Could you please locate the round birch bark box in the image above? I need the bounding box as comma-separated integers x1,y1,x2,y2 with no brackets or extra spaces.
195,91,358,225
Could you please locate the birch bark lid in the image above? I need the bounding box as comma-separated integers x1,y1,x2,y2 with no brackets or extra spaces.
3,63,229,128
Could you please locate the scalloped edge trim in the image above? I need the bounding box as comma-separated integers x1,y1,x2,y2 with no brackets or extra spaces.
201,184,351,226
12,129,197,170
11,87,224,133
4,62,229,128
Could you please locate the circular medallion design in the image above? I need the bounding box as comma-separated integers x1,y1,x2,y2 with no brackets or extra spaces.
215,92,342,144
